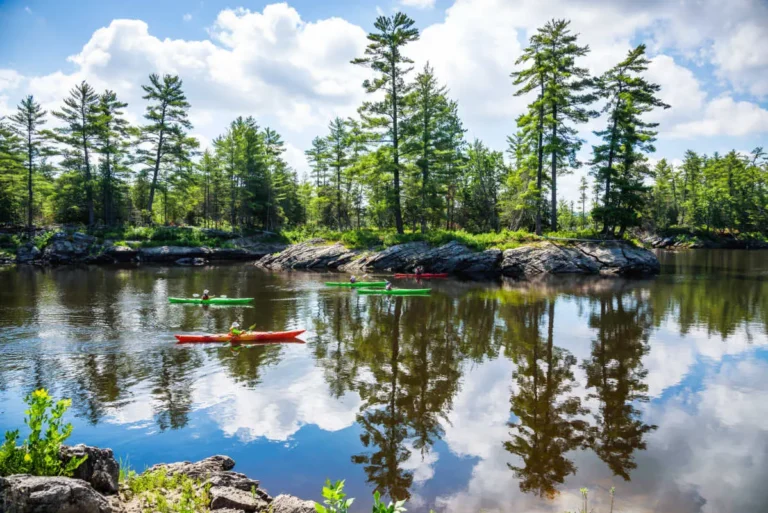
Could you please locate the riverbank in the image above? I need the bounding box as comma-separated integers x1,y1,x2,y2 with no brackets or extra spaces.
0,228,660,278
642,229,768,250
0,446,314,513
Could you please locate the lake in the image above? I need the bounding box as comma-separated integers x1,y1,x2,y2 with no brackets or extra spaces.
0,250,766,513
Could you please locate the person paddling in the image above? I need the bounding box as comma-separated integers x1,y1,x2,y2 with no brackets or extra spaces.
415,266,424,278
350,275,357,284
385,281,393,291
202,289,211,301
229,322,243,338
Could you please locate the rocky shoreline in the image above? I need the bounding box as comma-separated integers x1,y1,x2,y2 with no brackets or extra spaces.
257,238,661,278
0,445,314,513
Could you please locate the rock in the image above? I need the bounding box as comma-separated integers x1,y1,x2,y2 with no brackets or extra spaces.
417,241,501,277
0,475,115,513
175,257,207,266
346,242,431,272
575,242,660,276
147,455,235,479
257,240,359,270
204,472,262,495
104,245,138,263
501,243,600,278
60,444,119,495
138,246,212,263
16,243,41,263
209,486,269,512
270,494,317,513
42,232,97,264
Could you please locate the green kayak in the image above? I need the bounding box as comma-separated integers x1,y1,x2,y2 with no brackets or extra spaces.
168,297,254,305
325,281,387,288
357,288,431,296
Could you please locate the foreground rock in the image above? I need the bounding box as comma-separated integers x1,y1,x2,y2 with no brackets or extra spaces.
260,238,659,278
60,444,120,495
0,475,114,513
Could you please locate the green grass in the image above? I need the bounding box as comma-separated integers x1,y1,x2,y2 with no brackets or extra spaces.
121,467,212,513
276,227,632,251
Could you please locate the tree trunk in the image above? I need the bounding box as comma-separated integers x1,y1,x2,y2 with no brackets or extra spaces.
146,104,167,221
391,52,404,235
535,84,545,236
81,105,94,227
550,102,558,232
27,129,33,236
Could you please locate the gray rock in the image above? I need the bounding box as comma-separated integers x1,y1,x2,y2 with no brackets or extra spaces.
42,232,96,264
575,242,660,276
138,246,212,263
346,242,430,272
175,257,207,266
270,494,317,513
501,243,600,278
0,475,115,513
147,455,235,479
417,241,501,276
16,243,41,263
209,486,269,512
60,444,119,495
203,471,262,495
257,240,359,270
103,245,137,263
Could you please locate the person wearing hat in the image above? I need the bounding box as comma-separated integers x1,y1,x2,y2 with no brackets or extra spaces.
202,289,211,300
229,322,243,338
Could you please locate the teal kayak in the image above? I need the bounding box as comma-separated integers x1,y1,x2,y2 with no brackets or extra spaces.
357,288,431,296
325,281,387,288
168,297,254,305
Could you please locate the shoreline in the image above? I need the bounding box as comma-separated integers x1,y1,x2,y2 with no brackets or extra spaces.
2,230,662,279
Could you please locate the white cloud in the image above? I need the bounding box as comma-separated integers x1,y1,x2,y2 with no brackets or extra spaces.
399,0,437,9
671,95,768,138
183,13,193,22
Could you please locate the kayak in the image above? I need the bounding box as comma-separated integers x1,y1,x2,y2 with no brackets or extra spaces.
325,282,387,288
175,329,306,343
357,288,431,296
393,273,448,278
169,297,254,305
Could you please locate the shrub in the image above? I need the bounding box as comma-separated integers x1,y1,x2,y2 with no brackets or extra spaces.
315,479,354,513
0,388,86,477
122,468,212,513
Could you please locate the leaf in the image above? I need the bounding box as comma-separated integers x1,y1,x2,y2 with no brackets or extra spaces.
315,504,327,513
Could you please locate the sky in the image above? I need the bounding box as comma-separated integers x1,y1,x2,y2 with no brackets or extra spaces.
1,0,767,204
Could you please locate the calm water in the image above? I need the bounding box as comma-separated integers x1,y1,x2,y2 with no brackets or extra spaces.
1,251,767,513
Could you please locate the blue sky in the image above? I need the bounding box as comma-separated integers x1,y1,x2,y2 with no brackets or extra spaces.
1,0,767,202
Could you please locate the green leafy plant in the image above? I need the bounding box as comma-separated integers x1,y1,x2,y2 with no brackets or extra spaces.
315,479,355,513
371,490,406,513
123,468,212,513
0,388,86,477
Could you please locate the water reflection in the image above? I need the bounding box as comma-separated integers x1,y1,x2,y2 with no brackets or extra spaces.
0,251,766,512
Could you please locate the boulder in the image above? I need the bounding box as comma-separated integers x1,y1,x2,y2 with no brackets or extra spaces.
270,495,316,513
103,245,138,263
175,257,207,266
501,243,600,278
257,240,359,270
417,241,501,276
147,455,235,479
60,444,119,495
209,486,269,512
16,243,41,263
346,242,430,272
43,232,96,264
204,471,262,495
138,246,212,263
575,242,660,276
0,475,115,513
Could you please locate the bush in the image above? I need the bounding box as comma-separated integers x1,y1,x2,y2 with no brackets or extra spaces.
122,468,212,513
0,389,86,477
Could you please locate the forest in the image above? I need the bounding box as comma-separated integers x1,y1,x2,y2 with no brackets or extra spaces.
0,14,766,241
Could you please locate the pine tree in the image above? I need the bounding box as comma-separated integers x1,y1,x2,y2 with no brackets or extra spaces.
0,118,26,224
139,74,192,221
94,90,130,226
352,12,420,234
326,117,352,230
9,96,48,233
52,81,100,226
578,176,589,228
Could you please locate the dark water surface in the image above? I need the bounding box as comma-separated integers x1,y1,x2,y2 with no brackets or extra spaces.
1,251,767,513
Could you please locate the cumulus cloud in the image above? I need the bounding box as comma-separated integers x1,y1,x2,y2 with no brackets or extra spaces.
399,0,437,9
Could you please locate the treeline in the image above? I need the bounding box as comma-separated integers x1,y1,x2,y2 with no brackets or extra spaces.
0,13,765,237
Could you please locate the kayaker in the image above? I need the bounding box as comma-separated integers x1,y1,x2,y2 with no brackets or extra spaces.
415,266,423,278
202,289,210,300
385,281,393,291
350,275,357,284
229,322,243,338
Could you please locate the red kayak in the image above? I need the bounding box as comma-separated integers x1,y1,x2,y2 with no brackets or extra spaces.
393,273,448,278
175,329,306,344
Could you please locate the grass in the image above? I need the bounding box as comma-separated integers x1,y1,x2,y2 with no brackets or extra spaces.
276,227,632,251
121,467,212,513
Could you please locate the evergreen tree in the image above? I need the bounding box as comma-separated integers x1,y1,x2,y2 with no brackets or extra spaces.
578,176,589,228
0,118,26,224
52,81,100,226
138,74,192,221
94,90,130,226
352,12,420,234
9,96,48,233
326,117,352,230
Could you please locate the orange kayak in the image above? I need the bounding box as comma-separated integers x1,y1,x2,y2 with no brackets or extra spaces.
175,329,306,343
